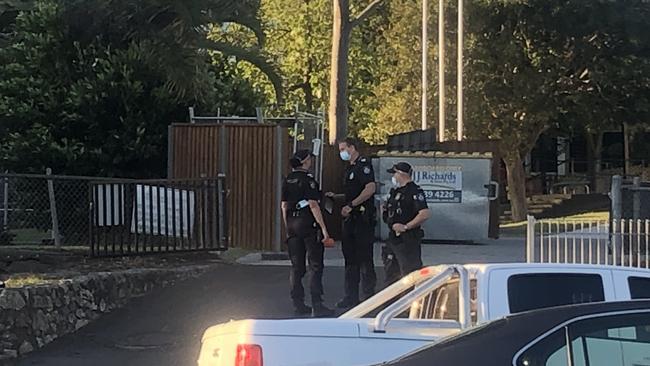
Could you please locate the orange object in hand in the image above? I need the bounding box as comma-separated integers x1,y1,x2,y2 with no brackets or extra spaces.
322,238,335,248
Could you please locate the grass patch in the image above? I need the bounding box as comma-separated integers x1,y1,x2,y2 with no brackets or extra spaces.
4,275,54,288
500,211,610,237
8,228,51,244
215,247,253,263
0,244,88,253
561,211,610,221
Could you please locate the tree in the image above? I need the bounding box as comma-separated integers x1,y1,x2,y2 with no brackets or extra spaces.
464,0,650,221
0,0,266,177
358,0,444,144
328,0,385,143
1,0,285,103
557,0,650,188
210,0,332,114
462,1,576,221
210,0,387,135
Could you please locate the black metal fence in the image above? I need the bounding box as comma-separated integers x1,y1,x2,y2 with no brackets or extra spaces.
89,177,227,256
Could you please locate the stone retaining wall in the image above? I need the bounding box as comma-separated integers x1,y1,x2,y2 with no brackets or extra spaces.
0,265,214,361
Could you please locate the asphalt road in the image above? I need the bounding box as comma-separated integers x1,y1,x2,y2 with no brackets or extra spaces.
17,264,379,366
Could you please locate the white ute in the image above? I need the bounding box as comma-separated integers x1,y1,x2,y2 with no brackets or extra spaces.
197,263,650,366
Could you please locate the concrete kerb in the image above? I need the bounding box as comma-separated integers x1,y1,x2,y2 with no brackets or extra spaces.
236,238,527,267
0,263,219,362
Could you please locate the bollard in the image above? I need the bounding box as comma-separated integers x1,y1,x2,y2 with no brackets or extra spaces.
611,175,623,220
526,215,535,263
633,177,641,220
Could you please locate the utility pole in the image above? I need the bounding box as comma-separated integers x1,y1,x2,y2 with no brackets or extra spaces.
421,0,428,130
438,0,445,141
457,0,464,141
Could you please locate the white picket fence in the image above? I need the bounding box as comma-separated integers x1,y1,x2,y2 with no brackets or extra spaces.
526,216,650,269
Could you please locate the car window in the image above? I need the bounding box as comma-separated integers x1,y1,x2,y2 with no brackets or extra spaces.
628,277,650,299
508,274,604,313
412,279,459,321
516,328,568,366
411,278,477,322
570,313,650,366
516,311,650,366
409,279,457,320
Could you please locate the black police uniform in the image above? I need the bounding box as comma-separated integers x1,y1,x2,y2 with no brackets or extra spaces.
282,169,326,310
383,181,428,278
340,156,377,305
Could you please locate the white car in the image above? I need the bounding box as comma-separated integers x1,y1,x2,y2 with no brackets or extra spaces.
197,263,650,366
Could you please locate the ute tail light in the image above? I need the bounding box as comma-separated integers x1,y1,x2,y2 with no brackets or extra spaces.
235,344,263,366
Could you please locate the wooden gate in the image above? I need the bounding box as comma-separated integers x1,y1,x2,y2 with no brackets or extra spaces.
168,123,290,251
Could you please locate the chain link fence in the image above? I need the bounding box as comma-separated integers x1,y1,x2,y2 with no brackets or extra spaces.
291,110,325,183
0,173,93,247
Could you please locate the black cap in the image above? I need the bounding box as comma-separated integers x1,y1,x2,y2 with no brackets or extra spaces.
387,162,412,175
293,149,315,162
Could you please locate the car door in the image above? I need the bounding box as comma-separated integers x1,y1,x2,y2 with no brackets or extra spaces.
514,309,650,366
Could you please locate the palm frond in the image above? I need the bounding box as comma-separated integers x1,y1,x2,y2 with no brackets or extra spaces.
202,38,284,105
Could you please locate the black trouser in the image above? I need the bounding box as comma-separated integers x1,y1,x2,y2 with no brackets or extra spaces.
387,229,423,278
341,215,377,301
381,244,402,285
287,217,324,305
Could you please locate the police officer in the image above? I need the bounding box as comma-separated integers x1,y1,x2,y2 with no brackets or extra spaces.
281,149,334,317
327,137,377,309
383,162,431,278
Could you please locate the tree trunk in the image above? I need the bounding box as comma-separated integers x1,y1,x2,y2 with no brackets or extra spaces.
303,58,314,112
328,0,351,144
585,131,604,191
504,153,528,222
304,81,314,112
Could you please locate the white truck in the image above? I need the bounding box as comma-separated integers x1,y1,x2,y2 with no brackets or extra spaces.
197,263,650,366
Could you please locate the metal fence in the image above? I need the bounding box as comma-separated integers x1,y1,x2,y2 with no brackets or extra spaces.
0,172,93,246
90,176,227,256
610,175,650,221
1,173,228,256
291,109,325,184
526,216,650,268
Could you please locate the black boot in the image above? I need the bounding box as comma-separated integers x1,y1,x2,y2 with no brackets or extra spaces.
335,297,359,309
293,300,312,315
312,302,335,318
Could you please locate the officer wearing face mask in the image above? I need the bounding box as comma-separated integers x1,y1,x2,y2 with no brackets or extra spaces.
382,162,430,278
326,137,377,309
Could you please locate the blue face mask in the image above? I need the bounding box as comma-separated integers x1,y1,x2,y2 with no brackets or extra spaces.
339,150,351,161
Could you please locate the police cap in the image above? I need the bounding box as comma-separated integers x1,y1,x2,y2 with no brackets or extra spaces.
293,149,315,161
387,162,412,175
